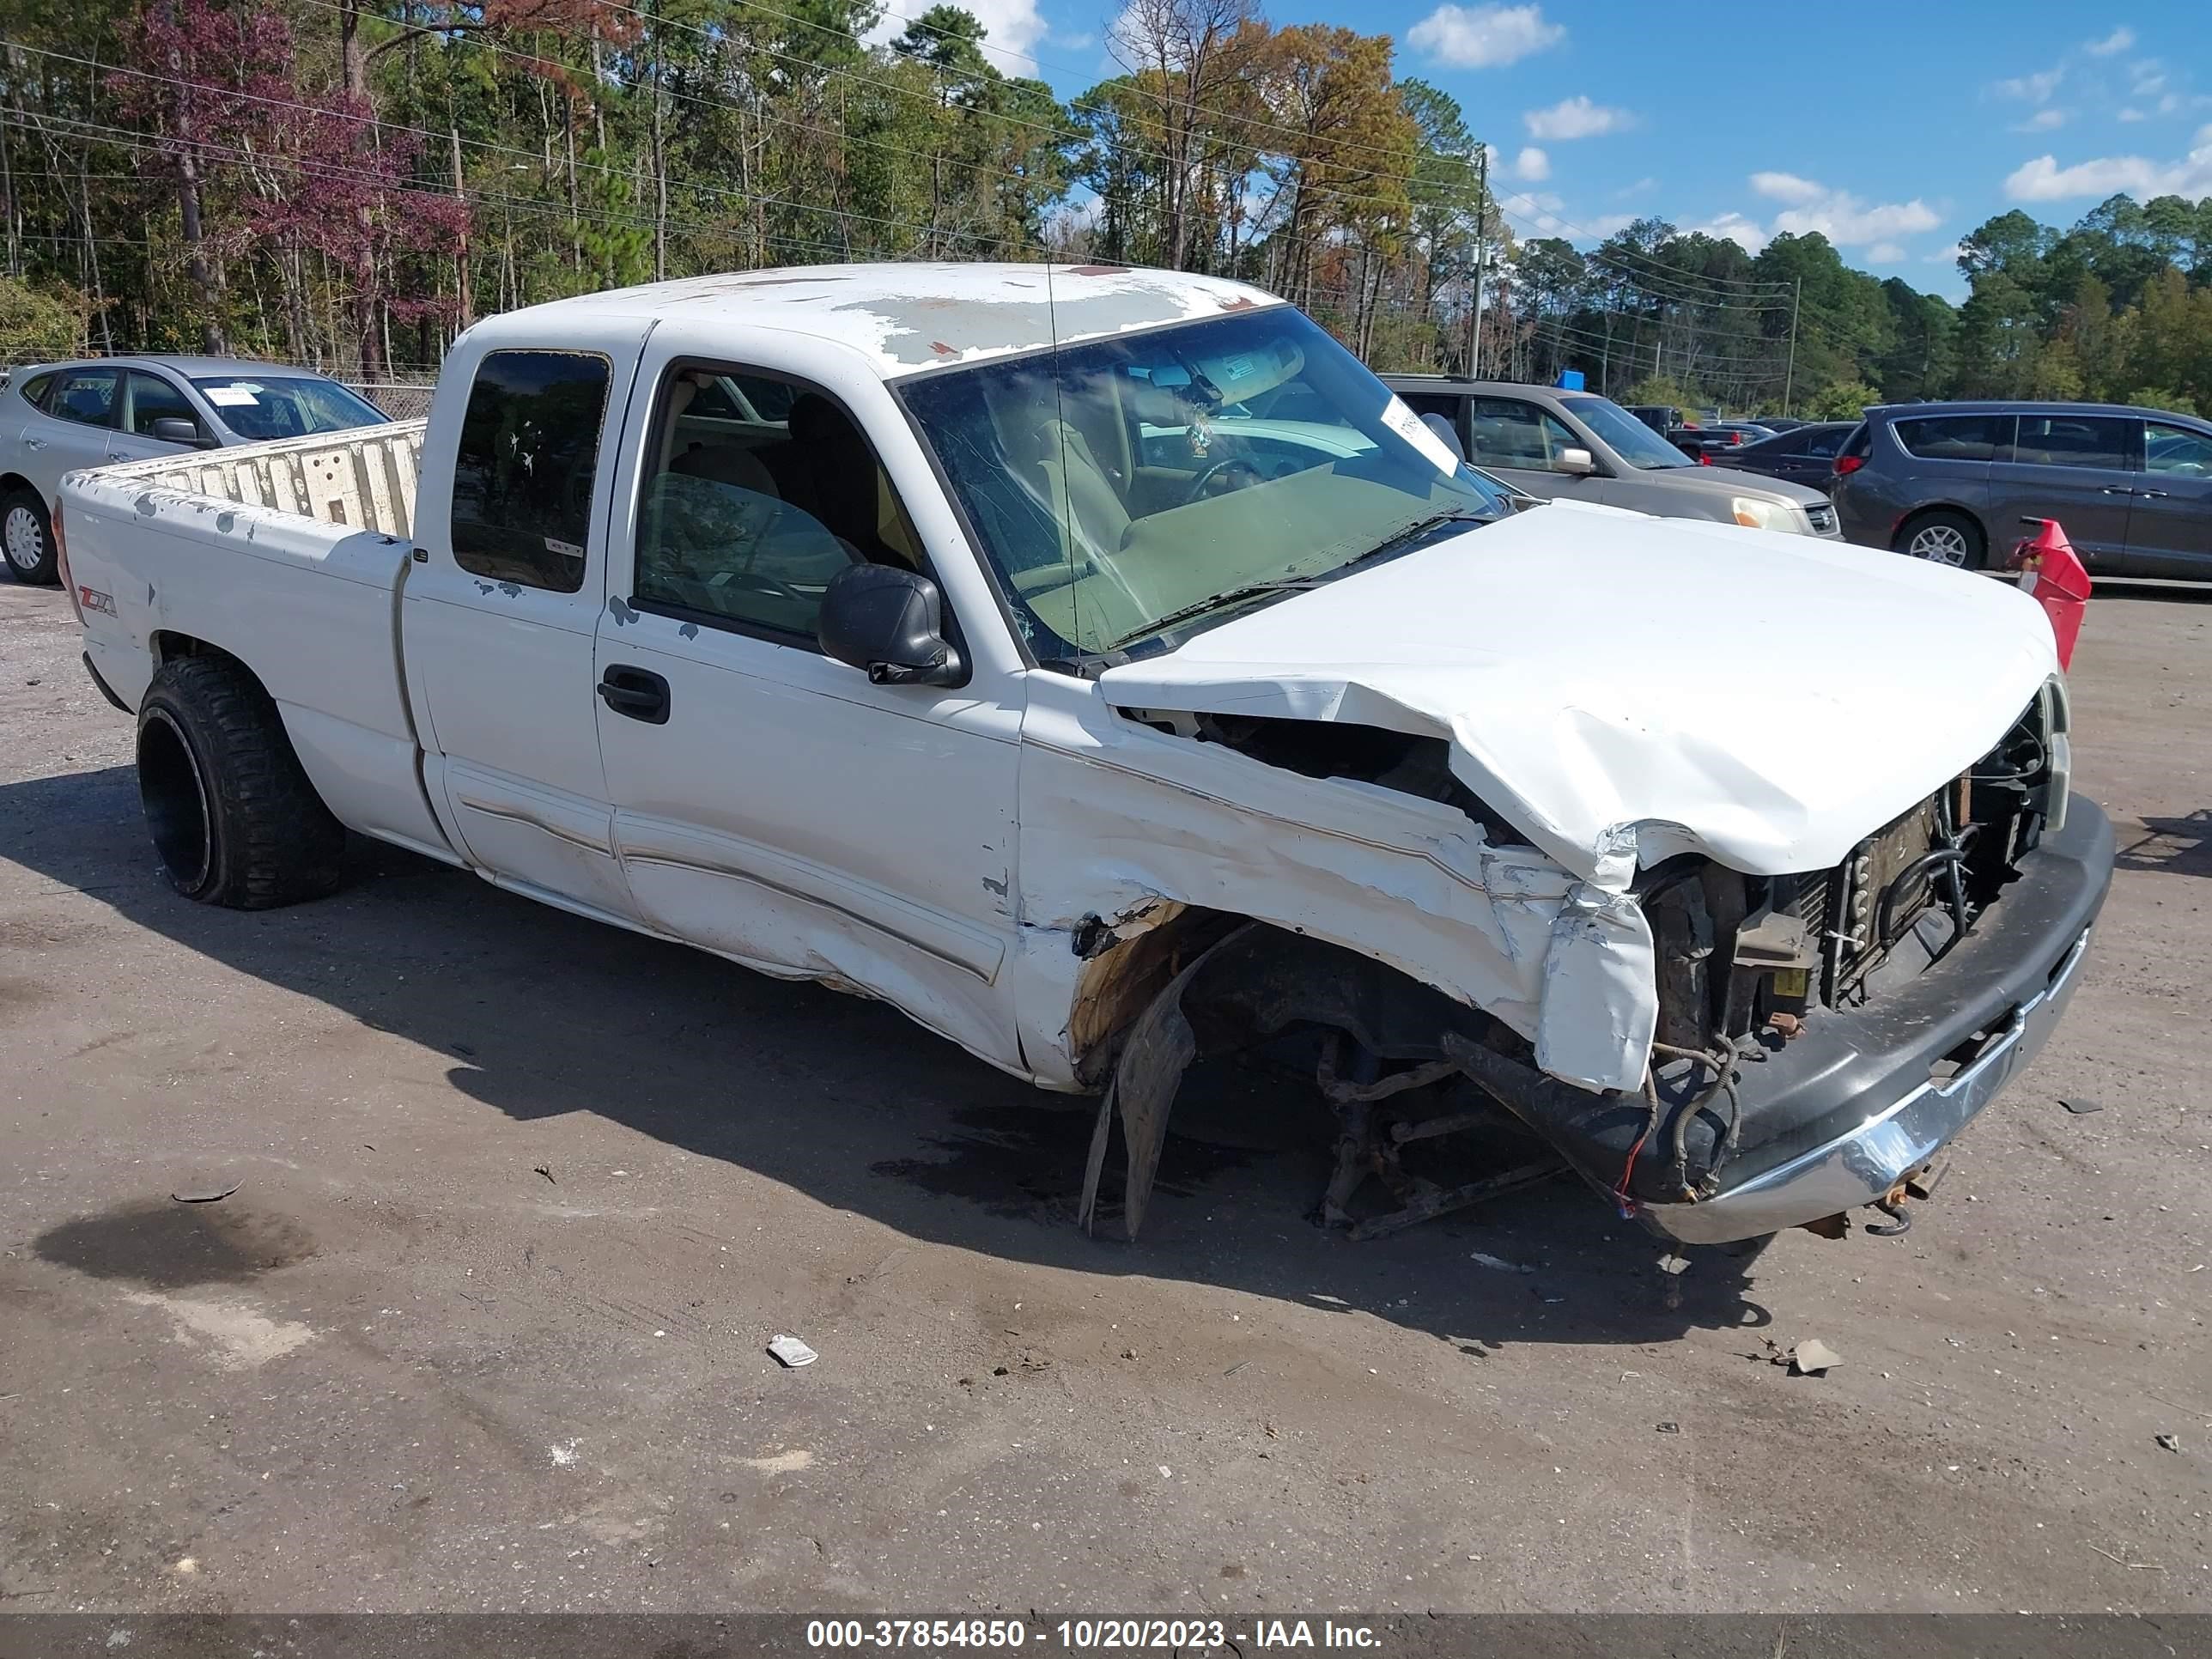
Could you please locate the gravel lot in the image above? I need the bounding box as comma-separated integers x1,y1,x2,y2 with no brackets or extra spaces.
0,578,2206,1615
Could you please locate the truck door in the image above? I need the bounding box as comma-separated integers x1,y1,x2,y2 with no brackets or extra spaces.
401,331,652,924
589,325,1024,1068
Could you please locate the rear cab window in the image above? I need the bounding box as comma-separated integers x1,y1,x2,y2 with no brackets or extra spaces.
450,349,612,592
1893,414,2012,462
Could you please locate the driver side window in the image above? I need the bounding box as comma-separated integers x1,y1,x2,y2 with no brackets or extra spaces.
630,366,926,646
2145,421,2212,477
1465,397,1581,472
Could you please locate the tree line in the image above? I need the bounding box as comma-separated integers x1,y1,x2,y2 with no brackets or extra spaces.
0,0,2208,418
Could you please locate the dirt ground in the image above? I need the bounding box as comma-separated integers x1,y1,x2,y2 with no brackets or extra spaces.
0,578,2205,1616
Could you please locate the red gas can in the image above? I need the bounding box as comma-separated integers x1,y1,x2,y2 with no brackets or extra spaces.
2008,518,2092,672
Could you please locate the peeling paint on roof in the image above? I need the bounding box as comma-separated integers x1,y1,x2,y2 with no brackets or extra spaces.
479,262,1285,380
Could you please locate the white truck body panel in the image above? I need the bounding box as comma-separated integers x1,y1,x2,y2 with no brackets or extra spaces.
58,262,2065,1113
1097,499,2062,890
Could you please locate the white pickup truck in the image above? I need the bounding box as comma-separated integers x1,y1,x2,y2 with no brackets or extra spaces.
58,263,2112,1245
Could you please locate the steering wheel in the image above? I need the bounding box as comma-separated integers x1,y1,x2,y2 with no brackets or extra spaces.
1185,458,1264,504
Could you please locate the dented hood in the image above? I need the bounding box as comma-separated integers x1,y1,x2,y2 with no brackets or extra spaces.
1096,501,2059,889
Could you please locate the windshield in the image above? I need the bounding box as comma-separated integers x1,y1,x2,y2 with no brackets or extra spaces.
1565,395,1693,469
191,375,389,441
896,307,1509,659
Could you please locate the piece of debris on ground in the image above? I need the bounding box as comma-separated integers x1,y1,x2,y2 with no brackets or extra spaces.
767,1334,818,1369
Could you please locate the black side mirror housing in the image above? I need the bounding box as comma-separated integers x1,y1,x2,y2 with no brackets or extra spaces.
1419,410,1467,464
150,417,214,448
817,563,966,688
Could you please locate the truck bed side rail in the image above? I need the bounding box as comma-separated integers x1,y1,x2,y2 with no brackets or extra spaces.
88,418,428,539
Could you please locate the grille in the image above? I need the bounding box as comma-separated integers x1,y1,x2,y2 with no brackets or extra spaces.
1806,501,1838,536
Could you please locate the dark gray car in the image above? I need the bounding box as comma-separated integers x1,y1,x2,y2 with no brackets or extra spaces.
1384,376,1840,538
1725,421,1857,490
1830,400,2212,576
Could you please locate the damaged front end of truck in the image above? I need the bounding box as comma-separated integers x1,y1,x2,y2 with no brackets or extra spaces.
1065,669,2112,1248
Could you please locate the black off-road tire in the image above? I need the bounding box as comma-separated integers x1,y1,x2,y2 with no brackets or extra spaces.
3,485,59,585
136,654,345,908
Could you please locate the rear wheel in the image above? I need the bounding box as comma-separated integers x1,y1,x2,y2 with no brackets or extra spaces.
3,487,58,585
136,654,345,908
1894,508,1984,570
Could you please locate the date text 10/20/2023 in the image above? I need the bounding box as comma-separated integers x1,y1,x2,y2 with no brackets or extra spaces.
805,1619,1382,1650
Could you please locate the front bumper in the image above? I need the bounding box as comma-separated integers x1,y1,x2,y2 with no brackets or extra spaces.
1638,796,2113,1244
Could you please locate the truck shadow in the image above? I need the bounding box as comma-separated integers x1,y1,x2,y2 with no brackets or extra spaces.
2113,810,2212,879
0,763,1777,1352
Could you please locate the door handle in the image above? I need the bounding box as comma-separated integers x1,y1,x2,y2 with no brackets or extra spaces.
597,665,670,725
22,437,43,451
2136,489,2169,499
2100,485,2131,495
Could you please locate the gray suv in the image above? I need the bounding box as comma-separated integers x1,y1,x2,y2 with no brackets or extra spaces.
1830,400,2212,576
1382,376,1841,538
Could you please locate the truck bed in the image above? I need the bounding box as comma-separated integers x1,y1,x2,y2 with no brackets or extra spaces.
88,418,427,538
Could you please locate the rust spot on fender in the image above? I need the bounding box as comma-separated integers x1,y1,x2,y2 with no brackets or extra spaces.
1218,295,1259,311
930,341,957,356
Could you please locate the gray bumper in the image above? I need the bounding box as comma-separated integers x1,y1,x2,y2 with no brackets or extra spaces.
1643,927,2092,1243
1638,797,2112,1245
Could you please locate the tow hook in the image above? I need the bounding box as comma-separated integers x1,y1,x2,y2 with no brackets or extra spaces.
1867,1160,1947,1237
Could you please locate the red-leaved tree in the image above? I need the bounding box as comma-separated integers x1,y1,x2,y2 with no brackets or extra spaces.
117,0,470,374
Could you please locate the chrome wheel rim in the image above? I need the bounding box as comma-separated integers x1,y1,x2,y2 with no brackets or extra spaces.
3,504,43,571
1907,524,1968,566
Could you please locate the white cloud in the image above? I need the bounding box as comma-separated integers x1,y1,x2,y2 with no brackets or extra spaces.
2085,27,2136,57
1686,211,1768,254
1524,94,1635,140
1924,242,1967,265
1775,191,1940,244
1750,171,1825,205
2005,130,2212,200
2119,106,2148,122
1512,145,1551,182
1407,4,1565,69
1995,66,2064,103
1701,173,1941,257
1579,212,1635,239
2013,108,2069,132
1616,175,1656,198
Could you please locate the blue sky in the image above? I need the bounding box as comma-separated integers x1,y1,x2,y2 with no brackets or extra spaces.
927,0,2212,298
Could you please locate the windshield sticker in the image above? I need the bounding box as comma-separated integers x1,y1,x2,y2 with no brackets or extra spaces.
204,386,259,407
544,537,584,560
1382,396,1458,474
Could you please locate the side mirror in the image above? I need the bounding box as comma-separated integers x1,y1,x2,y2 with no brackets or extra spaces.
1556,446,1597,477
817,563,965,688
1419,411,1467,464
150,417,214,447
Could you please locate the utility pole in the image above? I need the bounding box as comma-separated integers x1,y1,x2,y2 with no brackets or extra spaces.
1782,276,1802,415
1467,144,1489,379
450,127,473,328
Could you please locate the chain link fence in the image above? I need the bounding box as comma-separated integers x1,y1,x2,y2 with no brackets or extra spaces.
345,383,439,421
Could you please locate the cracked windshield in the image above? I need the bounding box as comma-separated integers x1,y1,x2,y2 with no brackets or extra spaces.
899,307,1509,659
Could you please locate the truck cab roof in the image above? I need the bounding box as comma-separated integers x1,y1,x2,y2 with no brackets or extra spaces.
474,262,1282,381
